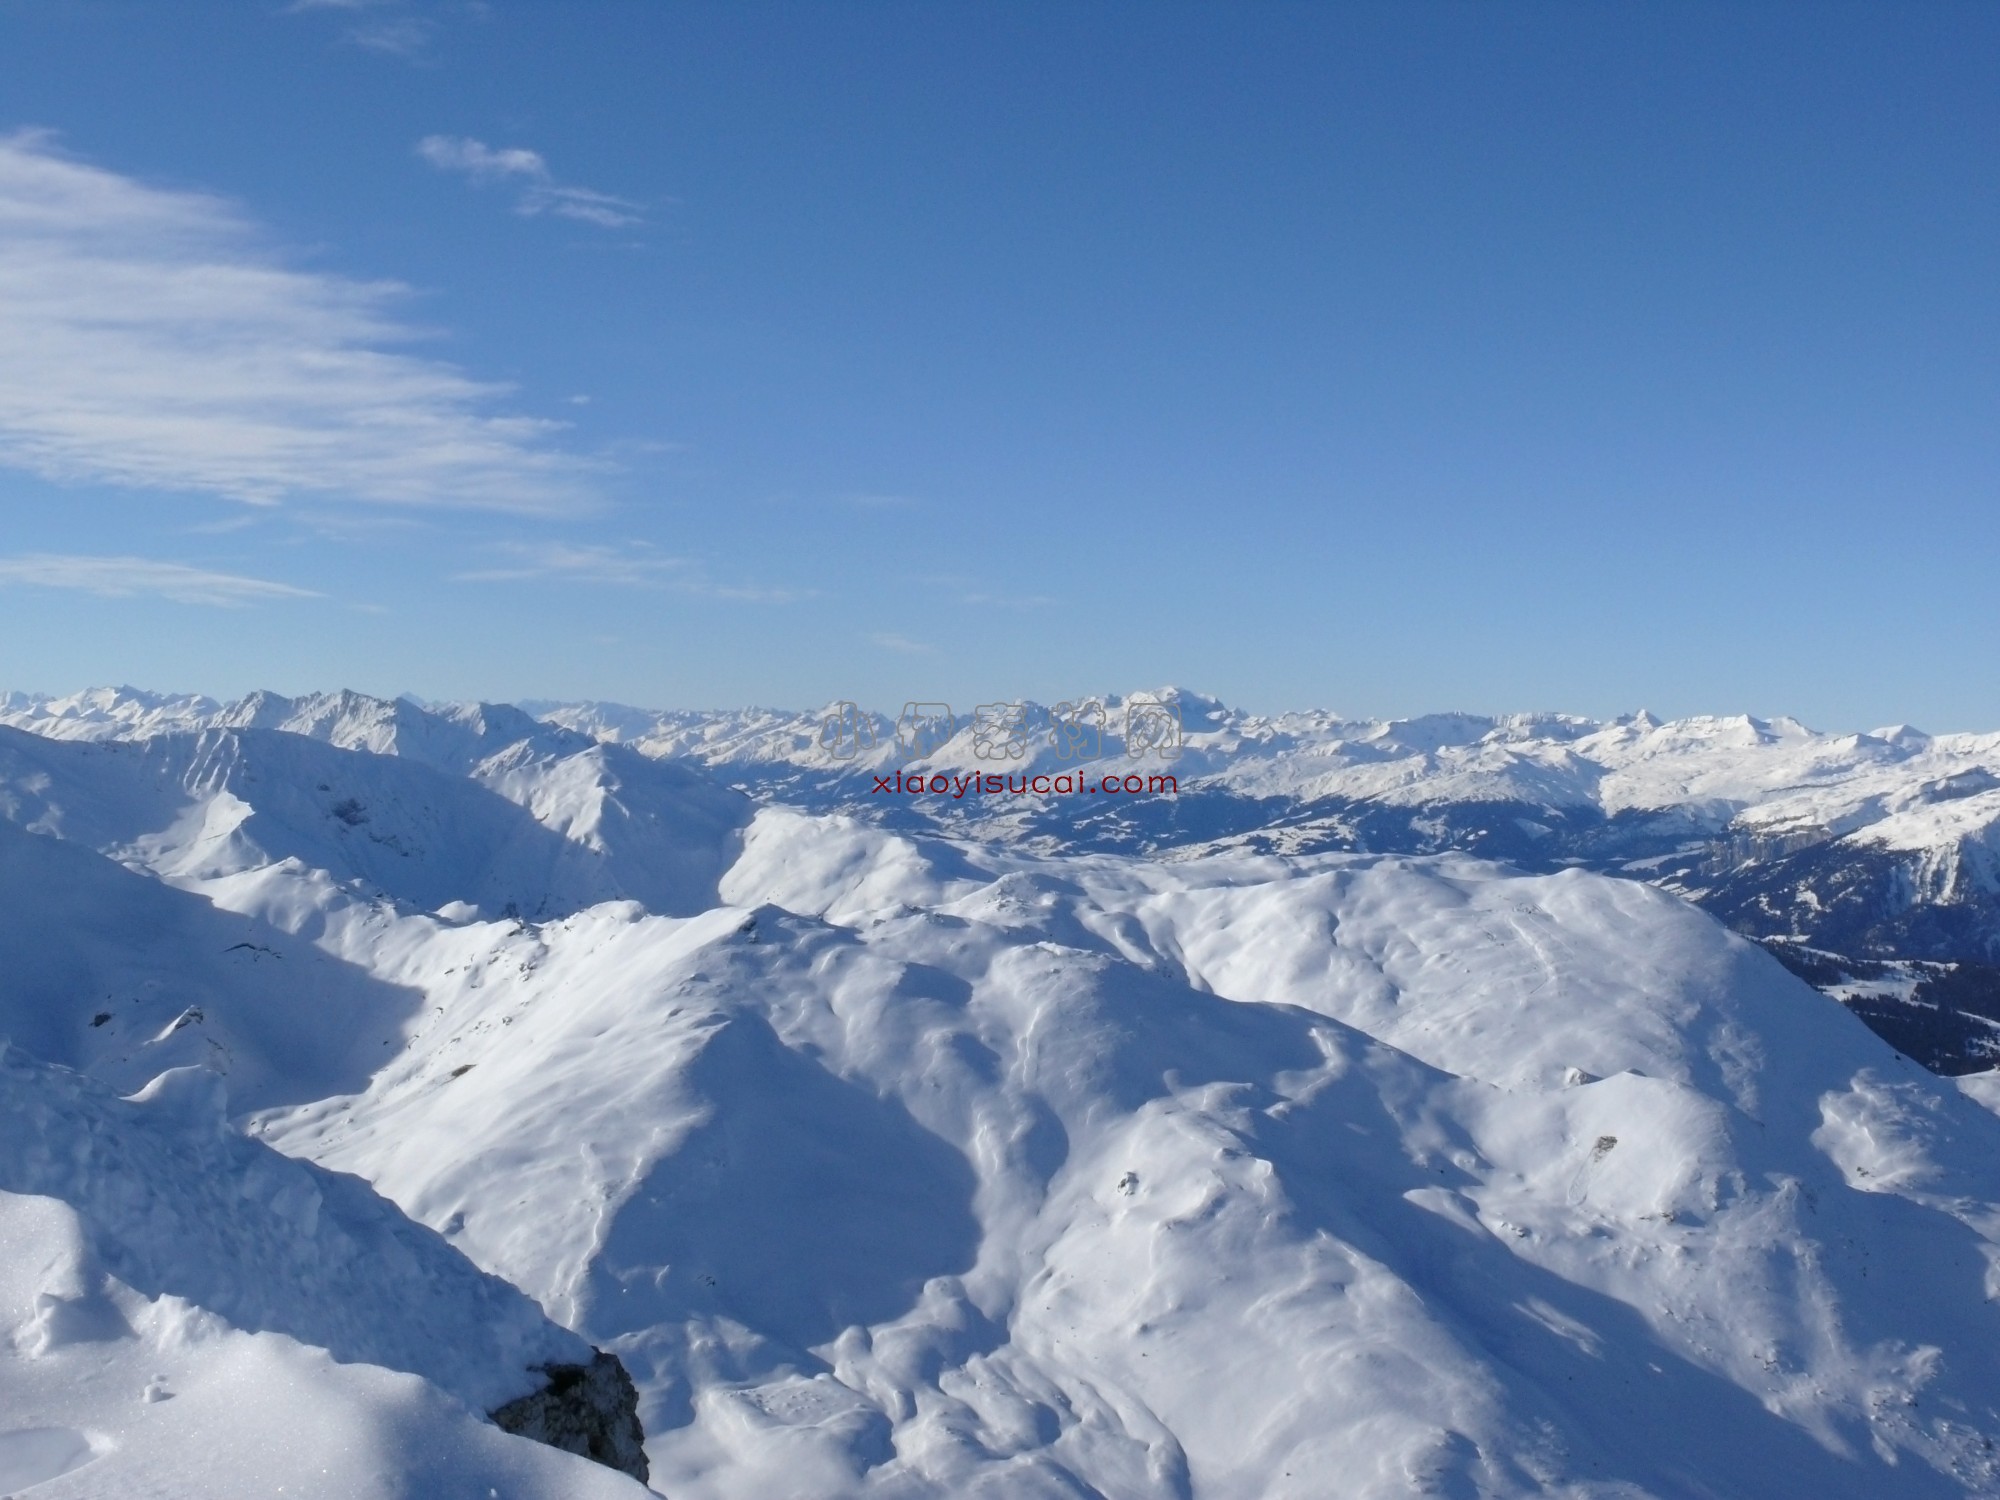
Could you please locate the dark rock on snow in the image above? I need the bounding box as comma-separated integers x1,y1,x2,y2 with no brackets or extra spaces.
491,1349,649,1484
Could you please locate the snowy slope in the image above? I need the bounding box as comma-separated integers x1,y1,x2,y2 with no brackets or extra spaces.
18,684,2000,875
0,687,587,765
522,691,2000,1071
14,683,2000,1068
0,816,420,1110
227,809,2000,1499
0,718,749,920
215,688,591,770
17,687,1998,835
9,689,2000,1494
0,1047,648,1499
524,690,2000,838
520,693,1998,818
12,683,2000,1071
0,686,224,743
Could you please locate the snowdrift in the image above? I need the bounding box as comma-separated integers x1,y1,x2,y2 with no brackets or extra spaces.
259,812,2000,1498
0,1047,650,1499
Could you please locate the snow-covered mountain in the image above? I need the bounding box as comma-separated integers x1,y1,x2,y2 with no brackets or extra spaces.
8,685,2000,1494
12,686,2000,1072
13,686,2000,1076
0,707,749,922
531,691,2000,1074
0,1041,650,1499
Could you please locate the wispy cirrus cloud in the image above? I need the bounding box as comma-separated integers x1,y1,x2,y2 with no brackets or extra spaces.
0,554,321,606
454,541,810,602
288,0,438,61
0,130,600,514
348,16,436,58
417,136,643,229
453,541,686,586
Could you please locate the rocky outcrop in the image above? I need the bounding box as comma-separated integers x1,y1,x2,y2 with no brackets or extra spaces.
491,1350,649,1485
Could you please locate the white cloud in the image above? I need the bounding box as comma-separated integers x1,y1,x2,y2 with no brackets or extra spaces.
0,130,600,514
417,136,643,229
415,136,542,182
870,632,938,655
348,17,436,58
453,541,686,586
0,554,321,606
455,540,810,602
288,0,437,61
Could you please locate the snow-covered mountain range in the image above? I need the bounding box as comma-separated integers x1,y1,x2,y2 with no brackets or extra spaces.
23,686,1986,1067
6,684,2000,1496
518,692,2000,1075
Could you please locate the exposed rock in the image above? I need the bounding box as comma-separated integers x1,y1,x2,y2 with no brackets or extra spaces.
491,1349,649,1484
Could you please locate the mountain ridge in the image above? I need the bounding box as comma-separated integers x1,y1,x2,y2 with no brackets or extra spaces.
7,684,2000,1492
14,684,1993,1070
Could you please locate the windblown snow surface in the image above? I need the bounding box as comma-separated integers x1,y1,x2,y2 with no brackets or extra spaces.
6,691,2000,1495
0,1048,646,1499
23,686,2000,1079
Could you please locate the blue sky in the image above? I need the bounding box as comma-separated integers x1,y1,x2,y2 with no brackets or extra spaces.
0,2,1995,728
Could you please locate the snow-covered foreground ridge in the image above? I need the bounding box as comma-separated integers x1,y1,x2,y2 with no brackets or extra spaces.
7,687,2000,1494
0,1048,648,1499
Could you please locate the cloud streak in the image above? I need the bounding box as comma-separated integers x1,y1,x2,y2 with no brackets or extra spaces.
0,554,321,606
454,541,810,602
417,136,643,229
288,0,437,61
453,541,686,586
0,130,600,513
